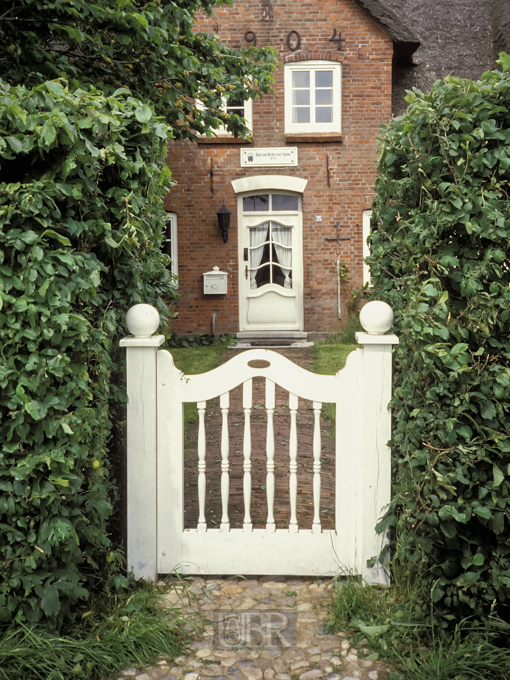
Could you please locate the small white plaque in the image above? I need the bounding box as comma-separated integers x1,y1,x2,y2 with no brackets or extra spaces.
241,147,298,167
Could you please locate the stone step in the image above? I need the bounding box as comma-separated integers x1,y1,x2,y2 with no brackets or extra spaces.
236,331,308,340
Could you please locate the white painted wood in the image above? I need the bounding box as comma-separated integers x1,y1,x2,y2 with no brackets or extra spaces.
243,380,252,531
220,392,230,532
156,350,185,574
231,175,308,195
146,316,398,582
265,380,276,532
160,529,342,576
238,197,304,332
120,307,164,581
284,61,342,135
335,348,364,576
312,401,322,534
197,401,207,533
289,392,298,533
357,341,396,585
176,348,346,403
121,336,164,581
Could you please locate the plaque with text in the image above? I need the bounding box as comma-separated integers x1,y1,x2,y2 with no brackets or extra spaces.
241,147,298,167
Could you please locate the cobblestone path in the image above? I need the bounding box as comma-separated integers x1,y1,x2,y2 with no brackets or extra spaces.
114,576,392,680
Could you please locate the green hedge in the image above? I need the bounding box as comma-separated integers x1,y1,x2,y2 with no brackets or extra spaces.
369,55,510,626
0,79,175,628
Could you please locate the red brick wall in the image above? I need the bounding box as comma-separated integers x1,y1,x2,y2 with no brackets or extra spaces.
165,0,393,335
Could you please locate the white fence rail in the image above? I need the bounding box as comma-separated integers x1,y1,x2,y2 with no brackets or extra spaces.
120,302,398,584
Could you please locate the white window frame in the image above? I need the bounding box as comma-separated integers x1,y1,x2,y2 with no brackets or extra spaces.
284,60,342,134
196,95,253,137
164,212,178,284
362,209,372,287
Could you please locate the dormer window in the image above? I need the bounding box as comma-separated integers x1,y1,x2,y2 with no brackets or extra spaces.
284,61,341,134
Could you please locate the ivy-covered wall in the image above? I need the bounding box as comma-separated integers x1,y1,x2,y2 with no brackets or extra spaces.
369,56,510,625
0,79,175,627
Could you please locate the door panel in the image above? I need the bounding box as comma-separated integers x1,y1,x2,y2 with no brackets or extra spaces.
239,193,303,332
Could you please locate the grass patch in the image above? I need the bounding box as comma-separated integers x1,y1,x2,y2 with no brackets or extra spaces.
325,313,363,345
326,574,510,680
0,581,188,680
313,343,356,421
169,344,227,424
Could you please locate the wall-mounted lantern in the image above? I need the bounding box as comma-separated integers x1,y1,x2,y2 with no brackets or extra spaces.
216,201,232,243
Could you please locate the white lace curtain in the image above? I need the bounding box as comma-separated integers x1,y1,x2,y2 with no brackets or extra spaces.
249,223,269,289
272,224,293,289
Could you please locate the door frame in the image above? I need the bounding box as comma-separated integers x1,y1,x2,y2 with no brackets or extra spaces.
231,175,308,333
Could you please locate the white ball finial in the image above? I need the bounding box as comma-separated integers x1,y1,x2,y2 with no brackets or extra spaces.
359,301,394,335
126,304,160,338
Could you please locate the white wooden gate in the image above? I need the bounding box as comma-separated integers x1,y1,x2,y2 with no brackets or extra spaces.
120,302,398,585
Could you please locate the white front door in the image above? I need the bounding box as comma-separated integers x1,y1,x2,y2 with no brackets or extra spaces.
239,192,303,331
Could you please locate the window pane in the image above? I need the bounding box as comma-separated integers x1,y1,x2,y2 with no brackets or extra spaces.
316,89,332,106
316,107,333,123
272,194,299,211
243,194,270,211
254,262,271,288
163,215,177,277
293,90,310,106
272,224,292,289
294,107,310,123
227,107,245,116
293,71,310,88
315,71,333,88
228,96,244,107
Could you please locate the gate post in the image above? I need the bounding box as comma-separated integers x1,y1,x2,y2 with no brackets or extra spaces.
120,304,165,580
355,301,399,585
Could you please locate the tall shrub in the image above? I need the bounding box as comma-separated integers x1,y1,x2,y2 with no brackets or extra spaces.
369,54,510,625
0,79,175,627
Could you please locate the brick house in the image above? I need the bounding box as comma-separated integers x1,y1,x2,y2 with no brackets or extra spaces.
163,0,419,339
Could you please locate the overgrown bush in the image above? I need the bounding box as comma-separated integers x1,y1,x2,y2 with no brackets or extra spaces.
0,78,176,628
369,54,510,626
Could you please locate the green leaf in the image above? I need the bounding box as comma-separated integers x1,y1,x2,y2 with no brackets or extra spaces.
497,52,510,72
490,512,505,535
41,584,60,617
41,121,56,146
432,586,444,603
422,283,439,296
357,623,390,637
493,465,505,487
18,230,39,244
6,136,22,153
25,400,47,420
15,384,28,404
135,105,153,124
45,81,65,97
474,506,492,520
481,401,496,420
51,477,70,487
42,229,71,247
